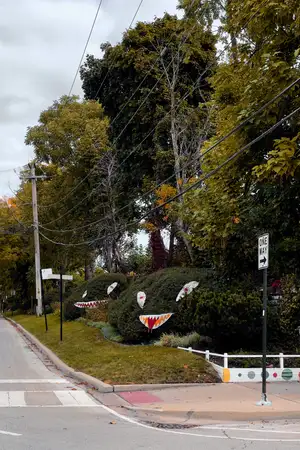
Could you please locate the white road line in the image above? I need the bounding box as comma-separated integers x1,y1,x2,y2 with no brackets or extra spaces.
68,390,97,406
55,391,80,406
98,403,300,443
0,429,22,437
54,390,97,406
0,392,9,406
197,426,300,434
0,379,69,384
8,391,26,407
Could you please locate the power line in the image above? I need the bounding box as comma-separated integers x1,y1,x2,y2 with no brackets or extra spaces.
93,0,145,100
39,105,300,247
31,0,264,221
38,6,205,223
34,0,146,212
38,75,300,234
68,0,104,96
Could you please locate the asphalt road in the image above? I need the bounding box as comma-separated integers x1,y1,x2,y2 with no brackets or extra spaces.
0,316,299,450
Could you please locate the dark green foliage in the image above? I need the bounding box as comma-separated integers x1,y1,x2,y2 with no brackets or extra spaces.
108,267,217,342
193,290,263,351
64,273,128,321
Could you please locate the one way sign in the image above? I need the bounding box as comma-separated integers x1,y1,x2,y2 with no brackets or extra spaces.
258,234,269,270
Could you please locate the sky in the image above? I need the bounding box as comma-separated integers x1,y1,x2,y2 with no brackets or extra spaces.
0,0,180,196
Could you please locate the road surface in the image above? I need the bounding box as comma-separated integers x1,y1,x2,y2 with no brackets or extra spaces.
0,316,299,449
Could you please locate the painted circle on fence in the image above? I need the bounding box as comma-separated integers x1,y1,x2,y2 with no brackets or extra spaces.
248,371,255,380
261,371,270,379
273,372,278,378
282,368,293,381
238,373,242,378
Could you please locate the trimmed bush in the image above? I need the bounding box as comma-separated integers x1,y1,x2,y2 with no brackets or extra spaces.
108,267,217,342
194,290,264,351
64,273,128,321
154,332,201,348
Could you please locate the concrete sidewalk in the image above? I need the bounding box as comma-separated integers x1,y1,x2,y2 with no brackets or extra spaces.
110,382,300,424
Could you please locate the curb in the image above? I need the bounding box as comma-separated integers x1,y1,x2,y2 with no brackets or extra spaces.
113,383,209,392
5,317,215,394
121,405,300,422
6,317,113,393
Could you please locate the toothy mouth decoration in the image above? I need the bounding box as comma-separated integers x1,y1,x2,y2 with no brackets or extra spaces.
75,300,102,309
139,313,173,331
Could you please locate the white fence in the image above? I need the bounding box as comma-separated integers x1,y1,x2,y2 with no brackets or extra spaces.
178,347,300,383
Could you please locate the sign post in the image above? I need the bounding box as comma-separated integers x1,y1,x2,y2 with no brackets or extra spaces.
40,269,48,332
257,233,272,406
41,268,73,342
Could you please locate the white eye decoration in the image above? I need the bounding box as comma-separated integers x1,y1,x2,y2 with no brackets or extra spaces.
107,282,118,295
82,290,87,299
176,281,199,302
137,291,146,309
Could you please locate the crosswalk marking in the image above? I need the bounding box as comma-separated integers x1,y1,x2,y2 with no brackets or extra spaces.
8,391,26,407
0,392,9,406
0,391,99,407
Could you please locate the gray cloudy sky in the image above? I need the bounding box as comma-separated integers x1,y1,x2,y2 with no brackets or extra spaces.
0,0,179,195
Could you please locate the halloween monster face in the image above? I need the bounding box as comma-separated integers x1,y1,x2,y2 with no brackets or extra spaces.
138,281,199,332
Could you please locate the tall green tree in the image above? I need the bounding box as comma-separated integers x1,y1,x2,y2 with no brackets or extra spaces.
80,12,216,263
179,0,300,278
19,96,121,276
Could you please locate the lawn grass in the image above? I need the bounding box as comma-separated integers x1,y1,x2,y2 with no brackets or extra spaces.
9,314,218,385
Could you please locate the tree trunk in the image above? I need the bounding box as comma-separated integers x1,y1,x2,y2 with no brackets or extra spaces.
150,230,167,271
84,260,94,281
167,226,175,266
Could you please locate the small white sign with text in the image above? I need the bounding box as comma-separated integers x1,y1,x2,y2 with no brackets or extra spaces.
258,233,269,270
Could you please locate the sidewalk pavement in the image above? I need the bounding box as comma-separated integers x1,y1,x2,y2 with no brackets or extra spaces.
94,382,300,425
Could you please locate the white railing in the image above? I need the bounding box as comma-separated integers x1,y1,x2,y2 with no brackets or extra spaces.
177,347,300,369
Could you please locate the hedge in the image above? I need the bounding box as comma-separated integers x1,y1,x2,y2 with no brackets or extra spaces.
64,273,128,321
108,267,217,342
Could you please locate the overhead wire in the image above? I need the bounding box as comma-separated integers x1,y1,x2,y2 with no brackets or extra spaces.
93,0,145,100
68,0,104,96
39,105,300,247
34,0,147,211
37,1,207,223
38,0,270,226
38,75,300,234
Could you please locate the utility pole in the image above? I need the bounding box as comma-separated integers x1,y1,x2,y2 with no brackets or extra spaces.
23,164,46,316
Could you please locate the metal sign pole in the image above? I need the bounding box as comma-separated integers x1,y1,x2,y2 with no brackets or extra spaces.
40,269,48,332
60,267,63,342
257,233,271,406
262,267,267,402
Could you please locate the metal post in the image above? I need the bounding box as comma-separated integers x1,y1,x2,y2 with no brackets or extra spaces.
30,165,43,316
262,268,267,400
60,268,63,341
279,353,284,369
257,268,272,406
40,269,48,332
224,353,228,368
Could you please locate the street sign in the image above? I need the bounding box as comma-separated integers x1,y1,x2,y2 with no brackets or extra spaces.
41,268,73,281
258,234,269,270
41,268,53,280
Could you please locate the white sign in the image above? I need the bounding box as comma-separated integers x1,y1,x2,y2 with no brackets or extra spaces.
258,234,269,270
41,268,53,280
41,268,73,281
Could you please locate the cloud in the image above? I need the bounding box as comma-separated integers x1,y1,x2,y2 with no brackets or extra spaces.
0,0,178,194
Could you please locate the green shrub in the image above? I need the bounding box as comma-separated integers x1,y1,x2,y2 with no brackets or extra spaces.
64,273,128,321
76,318,123,343
108,267,217,342
154,332,201,348
67,273,128,304
193,290,264,351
